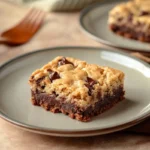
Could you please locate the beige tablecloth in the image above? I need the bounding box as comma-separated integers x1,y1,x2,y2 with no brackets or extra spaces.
1,120,150,150
0,1,150,150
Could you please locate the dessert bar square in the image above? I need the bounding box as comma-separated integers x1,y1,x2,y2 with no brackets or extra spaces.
29,56,125,122
108,0,150,42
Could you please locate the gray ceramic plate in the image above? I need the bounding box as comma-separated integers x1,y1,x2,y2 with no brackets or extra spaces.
0,47,150,137
80,0,150,52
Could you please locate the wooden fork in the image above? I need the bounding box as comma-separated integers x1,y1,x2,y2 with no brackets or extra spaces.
0,8,46,45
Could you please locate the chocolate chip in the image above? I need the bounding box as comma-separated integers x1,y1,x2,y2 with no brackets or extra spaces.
85,77,97,96
41,86,45,89
140,11,150,16
87,77,97,86
85,83,93,96
58,57,74,66
47,69,61,82
52,91,59,97
47,69,52,72
117,17,123,22
36,76,45,85
110,24,119,32
49,71,60,82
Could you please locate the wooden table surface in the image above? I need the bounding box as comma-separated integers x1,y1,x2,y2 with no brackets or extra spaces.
0,1,150,150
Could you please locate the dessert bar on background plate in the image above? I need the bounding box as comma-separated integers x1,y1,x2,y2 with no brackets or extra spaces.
80,0,150,52
0,47,150,137
109,0,150,42
29,56,125,122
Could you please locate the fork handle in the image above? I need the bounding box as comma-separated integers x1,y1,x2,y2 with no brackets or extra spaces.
0,37,7,44
0,37,15,45
0,41,7,44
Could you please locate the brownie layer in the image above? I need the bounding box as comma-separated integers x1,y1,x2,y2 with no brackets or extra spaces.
110,24,150,42
31,86,124,122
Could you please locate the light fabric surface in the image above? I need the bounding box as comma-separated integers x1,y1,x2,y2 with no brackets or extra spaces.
7,0,103,11
1,119,150,150
0,1,150,150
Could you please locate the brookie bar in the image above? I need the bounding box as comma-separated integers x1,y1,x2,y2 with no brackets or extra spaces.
29,56,125,122
108,0,150,42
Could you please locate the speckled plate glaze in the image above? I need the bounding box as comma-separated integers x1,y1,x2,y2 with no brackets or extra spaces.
0,47,150,137
80,0,150,52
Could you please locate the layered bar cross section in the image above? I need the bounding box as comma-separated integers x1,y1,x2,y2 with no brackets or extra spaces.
29,56,125,121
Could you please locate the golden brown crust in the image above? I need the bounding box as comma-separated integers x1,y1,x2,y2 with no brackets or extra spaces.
29,56,124,107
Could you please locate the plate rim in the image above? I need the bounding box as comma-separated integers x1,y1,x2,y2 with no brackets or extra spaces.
79,0,150,52
0,46,150,137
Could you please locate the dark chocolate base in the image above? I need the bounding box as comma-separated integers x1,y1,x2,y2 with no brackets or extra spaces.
110,24,150,42
31,87,124,122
